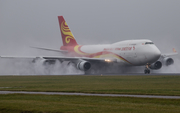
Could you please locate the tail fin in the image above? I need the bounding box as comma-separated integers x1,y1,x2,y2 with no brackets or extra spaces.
58,16,78,46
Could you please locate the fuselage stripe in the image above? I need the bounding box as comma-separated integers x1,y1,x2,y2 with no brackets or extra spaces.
72,45,133,65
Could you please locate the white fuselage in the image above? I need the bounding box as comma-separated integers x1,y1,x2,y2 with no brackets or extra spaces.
76,39,161,66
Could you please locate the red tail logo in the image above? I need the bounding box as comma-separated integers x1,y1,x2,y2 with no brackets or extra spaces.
58,16,78,46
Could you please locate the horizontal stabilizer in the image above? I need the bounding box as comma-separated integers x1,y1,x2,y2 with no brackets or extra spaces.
30,46,68,53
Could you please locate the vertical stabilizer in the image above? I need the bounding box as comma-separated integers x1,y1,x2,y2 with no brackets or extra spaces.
58,16,78,47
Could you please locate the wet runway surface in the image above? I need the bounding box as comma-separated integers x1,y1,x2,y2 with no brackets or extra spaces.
0,91,180,99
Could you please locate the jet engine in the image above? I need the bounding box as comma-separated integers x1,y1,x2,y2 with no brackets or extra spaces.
162,57,174,66
32,58,56,65
149,61,162,70
77,60,91,71
42,59,56,65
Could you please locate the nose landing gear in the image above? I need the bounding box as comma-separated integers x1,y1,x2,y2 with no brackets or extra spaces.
144,63,151,74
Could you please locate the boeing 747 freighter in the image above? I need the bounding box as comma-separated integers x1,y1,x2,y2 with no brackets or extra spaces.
1,16,178,74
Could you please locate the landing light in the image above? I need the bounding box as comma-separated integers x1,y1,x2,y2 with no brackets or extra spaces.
105,59,111,62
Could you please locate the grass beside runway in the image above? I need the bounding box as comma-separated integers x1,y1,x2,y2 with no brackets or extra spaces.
0,75,180,96
0,94,180,113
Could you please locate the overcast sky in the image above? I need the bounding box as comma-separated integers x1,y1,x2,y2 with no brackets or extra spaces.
0,0,180,56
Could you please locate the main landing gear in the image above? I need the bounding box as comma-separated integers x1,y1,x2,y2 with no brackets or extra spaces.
144,68,150,74
144,63,151,74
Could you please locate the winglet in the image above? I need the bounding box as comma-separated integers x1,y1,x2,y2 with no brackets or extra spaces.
173,48,177,53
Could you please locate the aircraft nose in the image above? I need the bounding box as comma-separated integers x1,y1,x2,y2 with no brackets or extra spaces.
153,48,161,60
148,47,161,62
144,46,161,63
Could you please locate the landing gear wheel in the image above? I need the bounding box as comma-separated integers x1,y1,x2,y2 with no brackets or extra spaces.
144,63,151,74
144,69,150,74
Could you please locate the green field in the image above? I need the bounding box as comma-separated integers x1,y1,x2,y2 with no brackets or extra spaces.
0,75,180,113
0,75,180,96
0,94,180,113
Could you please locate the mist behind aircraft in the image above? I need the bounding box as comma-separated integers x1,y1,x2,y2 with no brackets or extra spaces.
0,0,180,75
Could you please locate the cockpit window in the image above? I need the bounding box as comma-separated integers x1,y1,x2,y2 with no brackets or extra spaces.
145,42,154,44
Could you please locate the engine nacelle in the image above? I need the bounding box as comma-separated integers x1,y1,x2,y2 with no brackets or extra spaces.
32,58,56,65
162,57,174,66
77,61,91,71
149,61,162,70
42,60,56,65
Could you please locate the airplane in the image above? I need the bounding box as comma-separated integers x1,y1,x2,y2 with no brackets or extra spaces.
1,16,178,74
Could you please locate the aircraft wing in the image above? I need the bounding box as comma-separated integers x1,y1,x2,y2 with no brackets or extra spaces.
0,56,117,63
0,56,35,59
42,56,117,62
161,48,178,57
0,55,118,72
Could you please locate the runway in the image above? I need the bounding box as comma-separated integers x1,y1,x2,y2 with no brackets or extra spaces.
0,91,180,99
